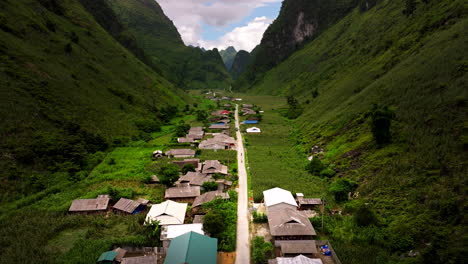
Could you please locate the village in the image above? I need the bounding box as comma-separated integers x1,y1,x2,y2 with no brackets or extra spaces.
66,94,340,264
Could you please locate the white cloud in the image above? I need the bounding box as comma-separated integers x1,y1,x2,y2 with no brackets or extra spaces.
199,16,273,52
156,0,280,51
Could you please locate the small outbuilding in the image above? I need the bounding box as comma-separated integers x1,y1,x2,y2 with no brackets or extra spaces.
69,196,110,214
121,255,157,264
268,255,323,264
192,191,230,210
246,127,261,133
113,198,146,214
165,149,196,158
263,187,298,213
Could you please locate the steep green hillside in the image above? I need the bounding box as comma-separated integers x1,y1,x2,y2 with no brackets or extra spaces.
106,0,231,90
0,0,186,202
229,50,251,80
246,0,467,263
234,0,360,90
220,46,237,70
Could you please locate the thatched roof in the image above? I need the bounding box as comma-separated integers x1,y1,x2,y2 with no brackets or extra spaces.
209,124,230,130
269,255,323,264
165,186,201,199
173,159,200,169
113,198,141,214
69,197,109,212
192,191,230,208
268,207,316,237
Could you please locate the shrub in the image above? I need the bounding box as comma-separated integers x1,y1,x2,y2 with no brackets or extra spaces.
354,204,378,227
252,211,268,223
329,178,358,202
320,168,336,178
135,118,161,133
175,121,190,137
202,181,218,192
251,236,274,264
366,104,395,145
158,164,180,187
181,163,196,174
306,158,325,175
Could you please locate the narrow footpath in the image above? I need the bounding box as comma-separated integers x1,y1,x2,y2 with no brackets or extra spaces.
235,104,250,264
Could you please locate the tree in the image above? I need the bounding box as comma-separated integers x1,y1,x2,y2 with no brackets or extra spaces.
403,0,416,16
181,163,196,174
329,178,358,202
196,110,208,121
252,236,274,264
175,121,190,137
354,204,378,226
366,104,395,145
202,181,218,192
306,157,325,175
203,210,225,238
158,164,180,186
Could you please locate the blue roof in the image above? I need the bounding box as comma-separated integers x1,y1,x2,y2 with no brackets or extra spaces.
244,120,258,124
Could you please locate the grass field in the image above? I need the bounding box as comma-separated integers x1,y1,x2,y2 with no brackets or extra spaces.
231,95,329,202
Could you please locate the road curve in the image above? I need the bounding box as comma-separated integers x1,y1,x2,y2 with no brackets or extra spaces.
235,104,250,264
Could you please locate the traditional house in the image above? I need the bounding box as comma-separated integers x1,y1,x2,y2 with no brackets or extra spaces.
246,127,261,133
268,255,323,264
188,127,204,140
242,104,254,108
209,124,230,130
113,198,146,214
69,196,110,214
121,256,157,264
263,187,298,213
164,232,217,264
216,179,233,191
296,193,322,211
201,160,229,175
199,134,235,150
192,191,230,212
211,110,229,117
267,207,316,241
173,159,200,169
177,172,213,187
161,224,204,248
149,175,159,184
165,149,195,158
177,137,196,144
275,240,318,258
242,108,257,116
145,200,187,225
165,186,201,203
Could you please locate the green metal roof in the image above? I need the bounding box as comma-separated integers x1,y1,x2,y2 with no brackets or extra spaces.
164,231,217,264
97,251,117,263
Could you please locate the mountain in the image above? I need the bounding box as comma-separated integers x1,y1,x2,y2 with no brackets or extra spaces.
0,0,186,202
219,46,238,70
234,0,361,90
240,0,467,262
229,50,251,80
105,0,231,90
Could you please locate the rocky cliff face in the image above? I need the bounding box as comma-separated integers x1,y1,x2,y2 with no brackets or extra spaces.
234,0,361,90
229,50,251,80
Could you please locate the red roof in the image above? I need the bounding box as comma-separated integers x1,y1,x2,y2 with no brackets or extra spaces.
221,110,230,114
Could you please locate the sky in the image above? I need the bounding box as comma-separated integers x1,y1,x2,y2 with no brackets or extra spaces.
157,0,282,52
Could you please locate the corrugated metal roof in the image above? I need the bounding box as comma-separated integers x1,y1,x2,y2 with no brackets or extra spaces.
69,197,109,212
165,186,200,199
279,240,318,254
97,251,117,262
276,255,323,264
268,207,316,236
263,187,298,208
164,232,217,264
145,200,187,225
113,198,141,214
121,255,157,264
161,224,204,240
192,191,229,208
